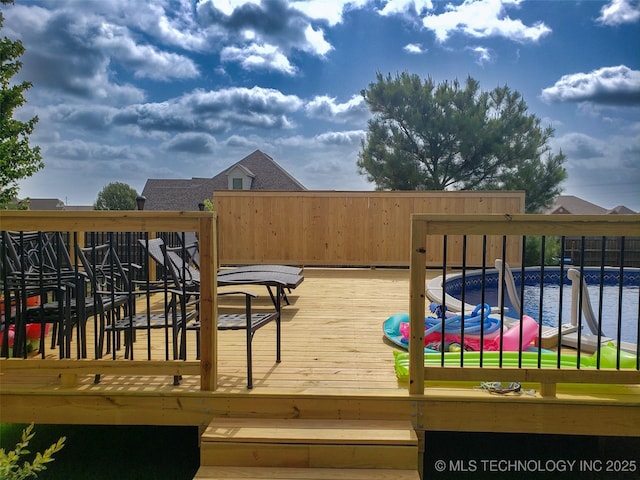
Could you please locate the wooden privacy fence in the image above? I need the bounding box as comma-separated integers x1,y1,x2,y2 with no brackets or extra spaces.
214,191,525,267
564,236,640,267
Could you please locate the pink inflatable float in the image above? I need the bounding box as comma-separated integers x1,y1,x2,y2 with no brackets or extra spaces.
399,312,538,352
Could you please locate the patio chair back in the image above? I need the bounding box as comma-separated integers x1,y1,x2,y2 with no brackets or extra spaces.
2,231,73,275
1,231,77,358
139,237,200,287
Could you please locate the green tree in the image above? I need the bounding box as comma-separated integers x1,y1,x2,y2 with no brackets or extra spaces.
0,0,43,208
358,73,567,212
201,198,214,211
94,182,139,210
524,236,561,266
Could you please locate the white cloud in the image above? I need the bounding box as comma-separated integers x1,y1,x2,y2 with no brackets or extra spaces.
305,95,369,122
196,0,340,70
44,139,144,162
204,0,366,27
223,134,260,149
290,0,352,26
379,0,434,17
205,0,261,16
162,132,217,154
558,130,640,211
221,43,297,74
304,25,333,56
5,3,196,105
422,0,551,43
151,10,209,51
94,23,200,80
182,86,304,129
467,46,493,66
541,65,640,105
315,130,366,146
42,86,304,138
597,0,640,26
554,133,606,161
404,43,426,54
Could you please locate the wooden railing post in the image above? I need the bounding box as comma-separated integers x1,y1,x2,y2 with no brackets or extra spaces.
198,213,217,391
409,216,427,394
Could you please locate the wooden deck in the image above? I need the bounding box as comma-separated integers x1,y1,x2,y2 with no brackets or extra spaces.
2,268,639,433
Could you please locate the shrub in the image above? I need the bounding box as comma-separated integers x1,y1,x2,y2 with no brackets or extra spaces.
0,423,65,479
524,236,561,266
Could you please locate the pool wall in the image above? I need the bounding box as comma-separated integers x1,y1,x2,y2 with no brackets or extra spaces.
443,266,640,298
438,267,640,318
428,265,640,345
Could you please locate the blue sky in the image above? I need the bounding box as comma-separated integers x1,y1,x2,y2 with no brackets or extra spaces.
5,0,639,210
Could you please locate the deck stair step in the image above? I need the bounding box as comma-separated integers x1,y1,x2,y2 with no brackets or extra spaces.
194,466,420,479
195,418,419,479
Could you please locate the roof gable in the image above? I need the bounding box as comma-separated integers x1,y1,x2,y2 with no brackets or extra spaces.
607,205,636,214
211,150,306,191
141,150,306,211
225,164,255,178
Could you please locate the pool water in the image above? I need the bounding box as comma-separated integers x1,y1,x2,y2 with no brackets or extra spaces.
445,268,639,344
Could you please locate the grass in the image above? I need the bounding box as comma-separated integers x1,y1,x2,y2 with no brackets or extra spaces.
0,424,199,479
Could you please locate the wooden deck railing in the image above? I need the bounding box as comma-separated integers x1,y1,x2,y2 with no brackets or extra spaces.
0,211,219,391
408,214,640,396
3,211,640,397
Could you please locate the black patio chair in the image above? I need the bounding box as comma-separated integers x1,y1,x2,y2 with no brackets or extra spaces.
1,230,83,358
142,236,303,308
139,237,284,389
76,243,188,368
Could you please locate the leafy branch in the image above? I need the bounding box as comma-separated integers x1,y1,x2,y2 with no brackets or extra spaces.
0,423,66,480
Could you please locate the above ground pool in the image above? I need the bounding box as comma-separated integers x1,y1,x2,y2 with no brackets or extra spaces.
433,266,639,344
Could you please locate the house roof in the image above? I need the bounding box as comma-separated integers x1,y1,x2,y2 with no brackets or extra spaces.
545,195,608,215
546,195,637,215
141,150,306,211
141,177,217,211
27,198,66,210
606,205,636,214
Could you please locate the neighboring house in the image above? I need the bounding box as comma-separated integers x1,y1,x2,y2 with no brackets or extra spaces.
16,198,92,210
545,195,608,215
546,195,636,215
26,198,65,210
141,150,306,211
547,195,638,266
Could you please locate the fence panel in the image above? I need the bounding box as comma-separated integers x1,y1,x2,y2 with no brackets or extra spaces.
215,191,525,266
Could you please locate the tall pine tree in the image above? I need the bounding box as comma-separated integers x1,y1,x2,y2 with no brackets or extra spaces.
358,73,566,213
